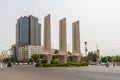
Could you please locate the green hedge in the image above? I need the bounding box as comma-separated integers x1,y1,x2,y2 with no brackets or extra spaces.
67,62,88,67
42,63,69,67
41,62,88,67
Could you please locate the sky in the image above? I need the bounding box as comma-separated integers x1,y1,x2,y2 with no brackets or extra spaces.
0,0,120,56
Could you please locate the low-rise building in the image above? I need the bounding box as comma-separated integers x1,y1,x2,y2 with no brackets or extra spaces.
0,50,11,61
18,45,43,62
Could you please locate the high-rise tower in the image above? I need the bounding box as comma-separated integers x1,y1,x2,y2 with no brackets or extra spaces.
59,18,67,52
29,15,41,46
72,21,81,54
16,15,41,46
44,14,51,50
16,16,29,45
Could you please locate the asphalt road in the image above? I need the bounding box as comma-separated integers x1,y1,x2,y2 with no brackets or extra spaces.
0,65,120,80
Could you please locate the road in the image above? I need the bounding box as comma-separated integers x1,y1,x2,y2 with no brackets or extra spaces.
0,65,120,80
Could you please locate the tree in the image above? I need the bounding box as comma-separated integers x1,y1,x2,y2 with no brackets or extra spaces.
68,51,72,55
107,56,112,62
112,55,120,62
101,57,107,63
101,56,113,62
3,58,11,63
54,49,59,54
87,51,97,62
31,54,39,63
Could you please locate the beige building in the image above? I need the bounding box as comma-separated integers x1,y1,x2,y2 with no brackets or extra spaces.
14,14,82,63
59,18,67,52
0,50,11,61
44,14,51,51
72,21,81,54
67,21,81,62
29,15,41,46
18,45,43,61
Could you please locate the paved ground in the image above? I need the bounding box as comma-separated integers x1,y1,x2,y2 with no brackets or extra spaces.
56,65,120,73
0,65,120,80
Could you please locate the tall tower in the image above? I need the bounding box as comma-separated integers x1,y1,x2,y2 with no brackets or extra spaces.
59,18,67,52
44,14,51,50
16,16,29,45
29,15,41,46
16,15,41,46
72,21,81,54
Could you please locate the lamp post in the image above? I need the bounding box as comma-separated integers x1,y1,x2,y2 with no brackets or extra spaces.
84,42,88,61
68,44,71,52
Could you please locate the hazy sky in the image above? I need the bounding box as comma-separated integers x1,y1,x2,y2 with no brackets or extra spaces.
0,0,120,56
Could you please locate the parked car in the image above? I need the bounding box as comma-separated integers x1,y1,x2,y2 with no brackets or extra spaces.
101,62,106,66
90,62,97,65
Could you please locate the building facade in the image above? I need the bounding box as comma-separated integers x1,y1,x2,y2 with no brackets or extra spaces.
59,18,67,52
16,15,41,46
13,14,82,63
0,50,11,61
16,16,29,45
18,45,43,61
44,14,51,51
72,21,81,54
29,15,41,46
14,15,41,61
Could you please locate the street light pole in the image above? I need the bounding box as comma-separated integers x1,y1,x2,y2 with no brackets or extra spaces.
84,42,88,61
68,44,71,52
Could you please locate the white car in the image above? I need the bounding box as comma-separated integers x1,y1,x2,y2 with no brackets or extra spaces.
19,63,23,65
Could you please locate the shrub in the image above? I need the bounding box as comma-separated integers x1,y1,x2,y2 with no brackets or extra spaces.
67,62,79,65
67,61,88,67
51,59,58,64
43,64,54,67
80,61,88,66
35,61,88,67
7,61,12,67
3,58,11,63
35,63,42,67
55,64,69,67
54,49,59,54
42,63,69,67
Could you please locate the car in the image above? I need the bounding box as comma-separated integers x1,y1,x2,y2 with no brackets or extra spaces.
39,59,47,63
101,62,106,66
19,63,23,65
90,62,97,65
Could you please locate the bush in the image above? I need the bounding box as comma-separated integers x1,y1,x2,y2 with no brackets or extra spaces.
67,62,79,66
3,58,11,63
67,61,88,67
42,63,69,67
35,63,42,67
55,64,69,67
42,64,54,67
51,60,58,64
54,49,59,54
7,61,12,67
35,61,88,67
80,61,88,66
